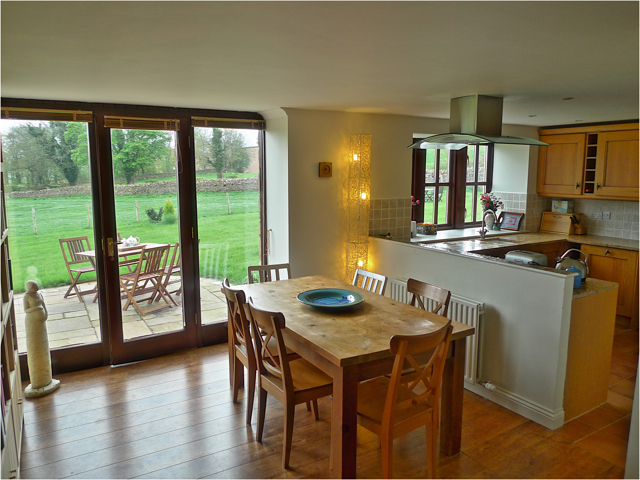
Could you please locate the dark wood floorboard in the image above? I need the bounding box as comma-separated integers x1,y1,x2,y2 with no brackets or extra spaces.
20,335,634,478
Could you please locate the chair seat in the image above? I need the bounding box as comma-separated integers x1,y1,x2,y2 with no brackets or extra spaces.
121,272,160,283
263,357,333,394
163,265,181,275
358,377,433,428
70,266,95,274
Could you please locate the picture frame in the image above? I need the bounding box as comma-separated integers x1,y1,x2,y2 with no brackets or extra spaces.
499,211,524,231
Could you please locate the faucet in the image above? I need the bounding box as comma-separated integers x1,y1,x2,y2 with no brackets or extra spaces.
478,210,496,239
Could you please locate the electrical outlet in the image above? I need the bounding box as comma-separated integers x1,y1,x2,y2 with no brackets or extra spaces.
591,212,603,219
603,212,611,220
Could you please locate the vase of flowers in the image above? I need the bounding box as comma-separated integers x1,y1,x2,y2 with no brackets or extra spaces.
480,193,503,229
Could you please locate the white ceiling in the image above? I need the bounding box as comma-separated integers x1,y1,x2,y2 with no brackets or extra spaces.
1,1,638,127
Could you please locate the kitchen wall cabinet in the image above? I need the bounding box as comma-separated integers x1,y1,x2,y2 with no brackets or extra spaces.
581,244,639,329
537,133,585,196
537,123,639,201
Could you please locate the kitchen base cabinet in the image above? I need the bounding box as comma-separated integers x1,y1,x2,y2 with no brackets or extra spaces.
563,283,617,422
581,245,639,329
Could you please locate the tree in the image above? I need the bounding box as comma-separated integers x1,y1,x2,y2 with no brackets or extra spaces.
223,129,251,173
111,129,171,184
202,128,250,177
206,128,226,179
3,124,57,189
64,122,89,169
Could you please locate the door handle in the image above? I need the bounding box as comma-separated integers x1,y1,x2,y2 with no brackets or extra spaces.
105,237,122,259
575,183,580,188
597,183,601,190
605,249,611,256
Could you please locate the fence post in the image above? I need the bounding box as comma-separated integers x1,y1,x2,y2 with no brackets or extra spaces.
135,199,140,222
32,207,37,235
87,203,91,228
226,191,231,215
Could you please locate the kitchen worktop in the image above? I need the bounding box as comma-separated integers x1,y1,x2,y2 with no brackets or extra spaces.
374,230,639,277
572,277,619,299
411,231,639,252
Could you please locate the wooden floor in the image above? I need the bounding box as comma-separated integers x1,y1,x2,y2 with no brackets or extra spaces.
20,327,637,479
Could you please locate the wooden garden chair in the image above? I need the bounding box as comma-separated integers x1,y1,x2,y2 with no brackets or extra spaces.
59,236,97,302
247,298,333,469
120,244,177,316
357,321,453,479
407,278,451,317
352,268,389,296
247,263,291,284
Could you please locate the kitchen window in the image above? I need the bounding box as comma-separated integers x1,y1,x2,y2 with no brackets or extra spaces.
411,143,493,228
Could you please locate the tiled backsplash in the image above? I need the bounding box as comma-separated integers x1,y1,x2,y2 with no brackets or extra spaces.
573,199,639,240
492,191,551,233
369,198,412,241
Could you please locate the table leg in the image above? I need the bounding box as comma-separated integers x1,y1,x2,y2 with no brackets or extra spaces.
330,365,359,479
440,337,466,456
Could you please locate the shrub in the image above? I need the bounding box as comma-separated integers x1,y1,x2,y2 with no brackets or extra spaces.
162,213,177,224
146,207,164,223
164,198,176,215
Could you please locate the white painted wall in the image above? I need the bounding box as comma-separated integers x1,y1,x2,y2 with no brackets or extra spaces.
263,108,290,265
369,237,574,428
283,108,448,279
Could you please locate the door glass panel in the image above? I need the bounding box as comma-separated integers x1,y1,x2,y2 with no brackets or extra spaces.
110,128,183,340
466,146,477,182
194,127,260,325
476,186,487,222
1,119,100,352
423,186,435,223
478,146,487,182
425,150,435,184
439,150,449,182
438,186,449,224
465,186,475,222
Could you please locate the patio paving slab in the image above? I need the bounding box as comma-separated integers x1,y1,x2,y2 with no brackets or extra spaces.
13,282,228,352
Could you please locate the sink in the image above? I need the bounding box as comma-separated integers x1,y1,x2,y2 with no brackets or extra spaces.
477,238,518,245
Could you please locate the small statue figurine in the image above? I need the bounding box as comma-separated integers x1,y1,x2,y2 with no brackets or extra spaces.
23,280,60,398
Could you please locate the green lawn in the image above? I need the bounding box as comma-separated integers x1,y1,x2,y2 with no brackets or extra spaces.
5,191,259,292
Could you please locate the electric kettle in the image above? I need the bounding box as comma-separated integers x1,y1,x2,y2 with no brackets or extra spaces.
555,248,588,282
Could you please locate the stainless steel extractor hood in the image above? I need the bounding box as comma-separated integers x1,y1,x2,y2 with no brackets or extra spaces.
409,95,548,150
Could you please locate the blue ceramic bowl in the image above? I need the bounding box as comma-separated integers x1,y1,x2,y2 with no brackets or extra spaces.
297,288,365,310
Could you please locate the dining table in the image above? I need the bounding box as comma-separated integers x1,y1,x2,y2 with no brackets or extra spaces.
77,242,168,261
237,275,475,479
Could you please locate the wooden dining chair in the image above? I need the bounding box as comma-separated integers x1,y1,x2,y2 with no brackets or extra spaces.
222,278,258,425
352,268,388,296
407,278,452,317
120,245,177,316
247,263,291,284
357,320,453,479
247,298,333,469
222,278,304,425
59,236,97,302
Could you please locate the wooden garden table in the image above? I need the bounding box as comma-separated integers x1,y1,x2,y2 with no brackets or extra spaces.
238,275,475,478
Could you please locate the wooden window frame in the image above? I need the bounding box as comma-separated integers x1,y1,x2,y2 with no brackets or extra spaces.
411,142,494,229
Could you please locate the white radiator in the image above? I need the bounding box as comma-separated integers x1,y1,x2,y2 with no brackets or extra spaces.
388,278,484,385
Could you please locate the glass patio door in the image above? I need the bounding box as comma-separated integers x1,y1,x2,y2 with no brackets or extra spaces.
98,116,196,365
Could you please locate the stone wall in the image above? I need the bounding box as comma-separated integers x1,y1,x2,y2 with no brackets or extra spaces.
8,177,259,199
